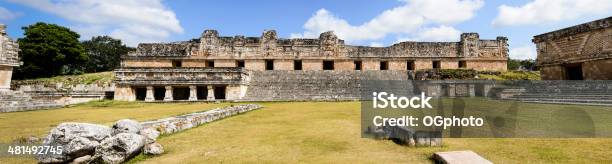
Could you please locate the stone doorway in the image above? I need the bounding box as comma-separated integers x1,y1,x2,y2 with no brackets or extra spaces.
154,87,165,100
565,64,583,80
197,86,208,100
214,86,226,100
173,87,190,100
135,87,146,101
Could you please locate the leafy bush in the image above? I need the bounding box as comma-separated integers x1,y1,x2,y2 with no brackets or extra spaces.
415,69,483,80
479,71,540,80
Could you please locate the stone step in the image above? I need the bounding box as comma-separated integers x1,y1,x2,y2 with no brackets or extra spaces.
433,150,492,164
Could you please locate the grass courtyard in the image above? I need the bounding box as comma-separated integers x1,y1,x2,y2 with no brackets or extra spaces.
1,100,611,163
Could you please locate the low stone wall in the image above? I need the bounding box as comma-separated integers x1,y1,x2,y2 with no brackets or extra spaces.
36,104,262,163
18,83,113,105
0,83,114,112
141,104,262,134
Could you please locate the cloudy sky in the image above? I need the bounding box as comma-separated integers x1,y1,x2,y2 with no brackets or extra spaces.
0,0,611,59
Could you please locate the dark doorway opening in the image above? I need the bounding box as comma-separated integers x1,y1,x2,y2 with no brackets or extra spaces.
206,60,215,67
458,61,467,68
214,86,226,100
294,60,302,70
172,60,182,67
380,61,389,70
236,60,245,68
323,60,334,70
354,61,362,70
153,87,165,101
433,61,441,69
407,61,415,70
266,60,274,70
565,64,584,80
135,88,146,101
173,87,189,100
197,86,208,100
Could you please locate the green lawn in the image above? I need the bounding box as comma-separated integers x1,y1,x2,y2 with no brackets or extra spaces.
2,101,612,163
0,101,233,143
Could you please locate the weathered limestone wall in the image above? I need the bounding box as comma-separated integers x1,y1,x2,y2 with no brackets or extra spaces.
362,60,379,70
0,66,12,91
583,59,612,80
0,24,19,91
466,60,507,71
123,59,173,67
335,60,354,70
534,16,612,80
303,60,322,70
122,30,508,72
225,85,245,100
183,59,205,67
415,60,432,70
274,60,293,70
243,71,410,101
114,85,135,101
215,59,236,67
245,59,265,70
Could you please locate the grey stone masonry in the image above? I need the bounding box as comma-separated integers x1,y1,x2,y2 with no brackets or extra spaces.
242,71,411,101
140,104,262,134
0,24,19,67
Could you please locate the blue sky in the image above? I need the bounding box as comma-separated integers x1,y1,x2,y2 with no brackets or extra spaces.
0,0,611,59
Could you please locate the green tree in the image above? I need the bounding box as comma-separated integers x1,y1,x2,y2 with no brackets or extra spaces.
15,22,88,79
82,36,134,72
507,59,521,70
508,59,537,71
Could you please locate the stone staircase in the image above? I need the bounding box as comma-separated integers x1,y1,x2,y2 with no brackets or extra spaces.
0,90,63,112
500,81,612,106
242,71,411,101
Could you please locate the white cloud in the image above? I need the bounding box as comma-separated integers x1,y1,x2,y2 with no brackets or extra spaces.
369,42,384,47
0,7,21,20
509,45,537,60
398,26,461,42
291,0,483,43
493,0,612,27
9,0,184,46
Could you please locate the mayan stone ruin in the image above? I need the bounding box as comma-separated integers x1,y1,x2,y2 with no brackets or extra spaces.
0,24,20,91
534,16,612,80
115,30,509,102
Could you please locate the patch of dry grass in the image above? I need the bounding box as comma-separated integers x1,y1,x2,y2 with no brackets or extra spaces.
140,102,612,163
2,101,612,163
0,101,232,142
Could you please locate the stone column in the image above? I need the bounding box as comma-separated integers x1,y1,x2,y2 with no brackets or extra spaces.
189,85,198,101
468,84,475,97
448,84,456,97
207,85,215,100
164,86,173,101
145,86,155,102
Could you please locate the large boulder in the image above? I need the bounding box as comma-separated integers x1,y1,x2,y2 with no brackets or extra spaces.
37,123,112,163
92,133,145,164
139,128,160,144
112,119,142,135
144,142,164,155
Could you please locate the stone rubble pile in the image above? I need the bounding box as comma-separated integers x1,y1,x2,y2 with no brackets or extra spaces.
140,104,262,135
37,104,262,163
36,120,150,164
367,125,442,147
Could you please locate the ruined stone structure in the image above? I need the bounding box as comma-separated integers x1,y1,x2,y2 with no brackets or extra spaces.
116,29,508,101
0,24,19,91
534,16,612,80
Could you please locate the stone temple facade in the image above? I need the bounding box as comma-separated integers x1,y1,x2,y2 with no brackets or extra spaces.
534,16,612,80
0,24,20,91
115,30,508,101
